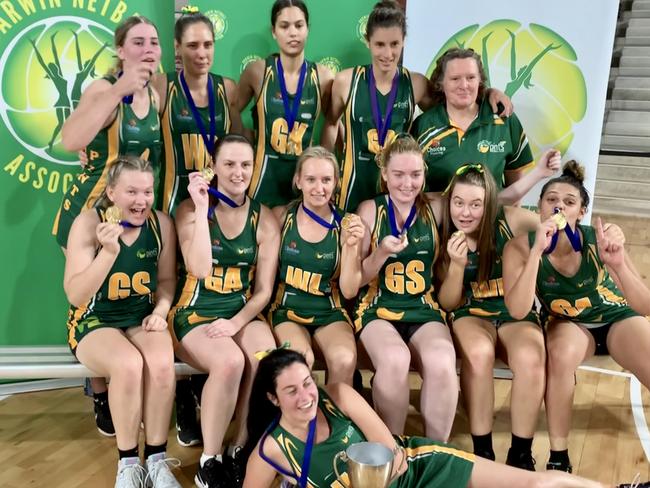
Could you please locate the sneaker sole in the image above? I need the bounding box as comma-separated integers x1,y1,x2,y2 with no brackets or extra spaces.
177,432,201,447
194,474,208,488
96,426,116,437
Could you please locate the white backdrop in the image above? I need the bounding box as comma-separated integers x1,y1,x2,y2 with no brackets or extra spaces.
404,0,619,216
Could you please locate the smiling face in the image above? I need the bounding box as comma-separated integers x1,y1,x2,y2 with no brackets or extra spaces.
272,6,308,56
106,169,154,226
295,157,337,208
270,362,319,423
381,151,425,206
117,22,161,74
539,182,586,225
214,142,254,198
441,57,480,111
367,26,404,75
449,182,485,236
176,21,214,77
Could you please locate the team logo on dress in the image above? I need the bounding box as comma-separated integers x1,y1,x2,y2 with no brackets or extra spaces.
318,56,342,74
284,240,300,255
357,15,368,43
477,139,506,153
240,54,262,74
212,238,223,251
238,246,254,255
137,248,159,259
316,251,335,260
426,142,446,156
428,20,587,158
545,275,559,287
204,10,228,41
180,108,190,117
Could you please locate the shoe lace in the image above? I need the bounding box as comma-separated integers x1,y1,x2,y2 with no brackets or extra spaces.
117,463,147,488
630,472,641,488
145,457,181,487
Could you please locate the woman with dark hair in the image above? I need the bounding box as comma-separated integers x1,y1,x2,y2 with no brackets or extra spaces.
503,161,650,474
269,146,364,387
242,348,630,487
169,134,279,487
354,134,455,442
412,47,560,199
153,7,243,217
64,156,179,488
325,1,513,212
436,164,545,469
237,0,336,207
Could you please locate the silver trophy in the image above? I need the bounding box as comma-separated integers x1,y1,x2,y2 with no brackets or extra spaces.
333,442,405,487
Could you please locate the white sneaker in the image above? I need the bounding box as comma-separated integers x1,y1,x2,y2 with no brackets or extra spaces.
115,457,146,488
145,452,182,488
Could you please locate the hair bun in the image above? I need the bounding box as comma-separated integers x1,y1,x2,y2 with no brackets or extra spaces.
561,160,585,184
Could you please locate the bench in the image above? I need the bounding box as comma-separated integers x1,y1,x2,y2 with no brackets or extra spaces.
0,346,201,395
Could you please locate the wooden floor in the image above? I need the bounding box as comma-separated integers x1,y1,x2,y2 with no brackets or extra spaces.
1,213,649,487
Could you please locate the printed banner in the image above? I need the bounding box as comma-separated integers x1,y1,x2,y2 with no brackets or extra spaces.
0,0,174,346
403,0,618,213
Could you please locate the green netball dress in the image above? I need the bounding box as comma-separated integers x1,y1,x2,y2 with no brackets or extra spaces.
249,55,321,207
160,72,231,216
262,387,474,487
337,66,415,212
452,208,538,324
54,76,162,247
355,196,444,331
67,208,163,352
269,204,351,329
411,99,533,192
531,225,639,325
170,200,260,341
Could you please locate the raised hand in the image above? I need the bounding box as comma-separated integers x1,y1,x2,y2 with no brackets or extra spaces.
596,217,625,268
341,214,364,248
187,171,211,210
114,62,152,98
380,234,409,256
96,221,123,256
534,148,562,178
532,217,558,254
447,231,469,267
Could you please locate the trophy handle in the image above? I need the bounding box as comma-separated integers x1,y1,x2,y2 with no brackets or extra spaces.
389,446,407,483
333,451,347,482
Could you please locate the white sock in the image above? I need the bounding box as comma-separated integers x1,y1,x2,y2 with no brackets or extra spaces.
200,453,222,467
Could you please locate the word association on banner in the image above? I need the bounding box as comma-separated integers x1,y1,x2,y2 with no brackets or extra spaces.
1,0,134,195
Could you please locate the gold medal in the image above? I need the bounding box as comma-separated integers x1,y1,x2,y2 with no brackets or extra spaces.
105,205,122,225
341,213,354,231
401,233,409,246
452,230,465,239
552,212,567,230
201,166,214,182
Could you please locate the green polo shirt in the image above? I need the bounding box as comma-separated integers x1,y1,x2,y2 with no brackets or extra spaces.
411,99,534,192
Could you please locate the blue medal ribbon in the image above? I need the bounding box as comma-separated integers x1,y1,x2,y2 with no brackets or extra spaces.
207,187,243,209
544,209,582,254
277,57,307,143
387,197,416,238
257,414,317,488
301,203,342,230
179,70,216,157
117,70,150,105
120,221,144,228
368,66,400,149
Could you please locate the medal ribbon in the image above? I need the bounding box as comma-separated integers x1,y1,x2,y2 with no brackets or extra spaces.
277,57,308,137
368,66,400,149
387,197,417,238
207,187,242,209
179,70,216,157
544,209,582,254
301,203,342,230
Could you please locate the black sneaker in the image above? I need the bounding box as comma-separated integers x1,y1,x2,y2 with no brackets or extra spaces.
93,396,115,437
175,381,202,447
195,457,232,488
546,459,572,473
506,448,535,471
224,447,245,487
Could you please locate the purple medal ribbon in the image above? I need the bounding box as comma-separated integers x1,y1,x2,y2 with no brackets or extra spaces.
207,188,242,210
368,66,400,149
387,197,416,238
179,70,216,157
301,203,342,230
277,57,307,138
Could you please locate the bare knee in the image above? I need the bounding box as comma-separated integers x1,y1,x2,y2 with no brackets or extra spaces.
462,341,496,376
509,345,545,380
209,348,245,384
110,351,144,388
324,345,357,376
375,344,411,380
547,341,583,375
